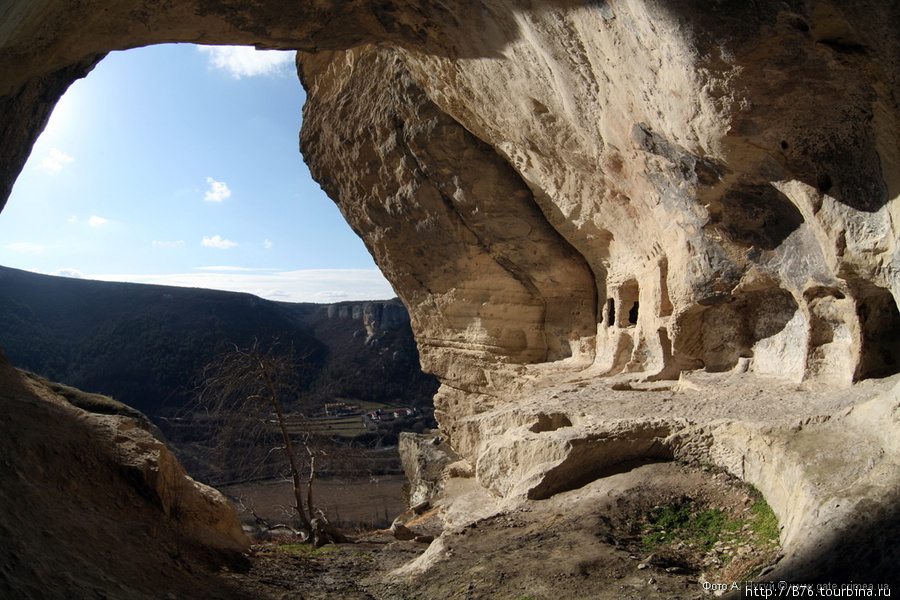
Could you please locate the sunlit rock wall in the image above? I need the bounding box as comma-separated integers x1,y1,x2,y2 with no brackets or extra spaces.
297,1,900,432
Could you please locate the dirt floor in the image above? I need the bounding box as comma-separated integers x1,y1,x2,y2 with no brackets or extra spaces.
217,461,781,600
222,475,409,531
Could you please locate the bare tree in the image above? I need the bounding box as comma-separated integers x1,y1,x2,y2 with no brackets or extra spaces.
195,339,349,545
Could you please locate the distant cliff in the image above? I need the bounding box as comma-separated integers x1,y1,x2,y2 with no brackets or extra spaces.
327,300,410,340
0,265,438,416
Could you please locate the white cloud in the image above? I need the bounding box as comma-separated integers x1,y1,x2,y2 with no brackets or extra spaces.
67,215,109,227
89,268,395,303
196,265,275,272
37,148,74,173
197,45,296,79
152,240,186,248
264,239,274,249
5,242,45,253
53,268,85,279
265,289,292,299
315,290,350,301
202,235,237,250
204,177,232,202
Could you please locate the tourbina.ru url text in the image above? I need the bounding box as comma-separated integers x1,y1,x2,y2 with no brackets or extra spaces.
701,581,892,597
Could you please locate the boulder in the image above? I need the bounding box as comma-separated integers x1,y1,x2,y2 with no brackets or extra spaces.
399,431,459,508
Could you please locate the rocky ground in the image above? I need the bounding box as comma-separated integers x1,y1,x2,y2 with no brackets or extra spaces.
219,461,781,600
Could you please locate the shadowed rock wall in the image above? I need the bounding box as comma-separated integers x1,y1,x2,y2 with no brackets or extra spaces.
0,353,250,599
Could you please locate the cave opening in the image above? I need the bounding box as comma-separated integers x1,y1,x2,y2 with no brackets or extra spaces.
619,280,640,327
628,301,640,325
855,286,900,380
0,45,438,544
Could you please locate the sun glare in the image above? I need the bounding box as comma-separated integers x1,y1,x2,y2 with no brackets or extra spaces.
38,81,85,145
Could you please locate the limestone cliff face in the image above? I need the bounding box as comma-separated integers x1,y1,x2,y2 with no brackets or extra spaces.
299,44,599,415
326,299,412,340
297,1,900,427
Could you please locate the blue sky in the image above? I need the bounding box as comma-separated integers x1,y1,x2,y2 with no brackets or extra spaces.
0,44,395,303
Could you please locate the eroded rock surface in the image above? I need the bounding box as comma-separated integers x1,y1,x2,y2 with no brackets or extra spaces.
0,354,250,599
398,430,459,507
298,1,900,413
3,0,900,588
432,370,900,583
294,7,900,580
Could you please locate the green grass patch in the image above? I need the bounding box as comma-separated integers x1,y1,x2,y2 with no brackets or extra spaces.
641,500,743,551
640,492,780,554
750,498,779,544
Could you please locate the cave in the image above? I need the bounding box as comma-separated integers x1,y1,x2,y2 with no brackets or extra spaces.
2,0,898,391
618,280,640,328
3,0,900,593
855,285,900,380
627,301,640,326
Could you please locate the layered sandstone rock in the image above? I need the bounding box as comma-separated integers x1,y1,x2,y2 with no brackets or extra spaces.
425,370,900,581
296,2,900,581
298,1,900,421
3,0,900,585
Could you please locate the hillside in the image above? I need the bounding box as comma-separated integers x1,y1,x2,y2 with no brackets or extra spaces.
0,265,438,417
